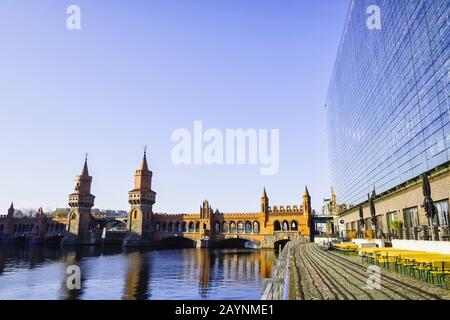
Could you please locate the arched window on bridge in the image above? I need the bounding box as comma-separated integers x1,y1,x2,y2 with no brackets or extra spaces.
223,222,229,233
245,221,252,233
175,222,181,232
274,220,281,231
282,221,289,231
253,221,260,234
291,221,298,231
168,222,173,232
0,224,3,233
195,222,200,232
188,222,194,233
155,222,160,232
230,221,236,233
237,221,244,233
161,222,167,232
214,221,221,233
182,222,187,232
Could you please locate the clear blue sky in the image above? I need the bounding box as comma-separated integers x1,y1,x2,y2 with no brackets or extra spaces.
0,0,349,213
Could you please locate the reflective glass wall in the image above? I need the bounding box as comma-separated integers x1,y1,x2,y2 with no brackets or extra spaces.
326,0,449,206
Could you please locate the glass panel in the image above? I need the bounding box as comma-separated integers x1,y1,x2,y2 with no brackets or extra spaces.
434,200,449,226
403,207,419,228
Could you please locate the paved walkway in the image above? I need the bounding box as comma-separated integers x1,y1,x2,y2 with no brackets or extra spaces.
290,243,450,300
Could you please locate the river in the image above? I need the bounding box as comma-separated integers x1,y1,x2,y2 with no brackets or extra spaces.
0,245,275,300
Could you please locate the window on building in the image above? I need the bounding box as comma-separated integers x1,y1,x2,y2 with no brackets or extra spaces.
433,200,449,226
386,211,398,232
376,215,384,232
346,222,351,231
403,207,420,228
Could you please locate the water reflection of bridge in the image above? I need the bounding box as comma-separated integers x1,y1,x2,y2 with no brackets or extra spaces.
0,245,274,300
121,248,275,300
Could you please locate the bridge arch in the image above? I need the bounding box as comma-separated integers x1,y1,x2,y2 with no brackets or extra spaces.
188,221,194,233
45,234,65,243
274,239,290,252
104,220,126,231
215,237,261,249
282,220,289,231
154,236,196,248
223,221,229,233
168,221,173,232
161,222,167,232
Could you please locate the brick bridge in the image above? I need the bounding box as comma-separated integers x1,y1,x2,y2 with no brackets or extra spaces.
1,153,316,248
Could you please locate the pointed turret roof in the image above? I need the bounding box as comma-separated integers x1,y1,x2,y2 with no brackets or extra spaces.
9,202,14,210
81,154,89,176
140,147,149,171
262,187,268,198
304,185,310,196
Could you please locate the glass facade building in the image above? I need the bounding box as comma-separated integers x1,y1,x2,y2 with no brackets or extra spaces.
326,0,449,206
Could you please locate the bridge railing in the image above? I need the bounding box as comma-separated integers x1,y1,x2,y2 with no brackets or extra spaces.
261,238,304,300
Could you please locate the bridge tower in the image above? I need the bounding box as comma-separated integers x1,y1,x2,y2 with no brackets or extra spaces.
7,202,14,218
303,186,312,238
62,156,95,245
261,188,269,227
199,200,213,238
35,207,48,239
331,187,337,214
123,149,156,247
4,202,15,236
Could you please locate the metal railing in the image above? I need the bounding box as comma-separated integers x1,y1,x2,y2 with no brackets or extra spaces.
333,225,450,242
261,239,305,300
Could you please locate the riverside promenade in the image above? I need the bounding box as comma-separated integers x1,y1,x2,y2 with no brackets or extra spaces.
289,243,450,300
